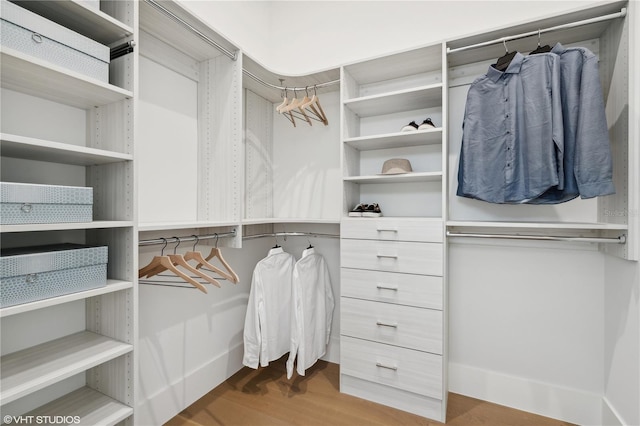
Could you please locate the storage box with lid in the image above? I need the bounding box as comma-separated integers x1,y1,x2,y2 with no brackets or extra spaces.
1,182,93,225
0,244,108,308
0,0,110,82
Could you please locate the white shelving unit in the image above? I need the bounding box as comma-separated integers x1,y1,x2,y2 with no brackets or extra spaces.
0,0,137,424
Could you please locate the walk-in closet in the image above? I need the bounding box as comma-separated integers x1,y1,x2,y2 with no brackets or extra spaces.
1,1,638,425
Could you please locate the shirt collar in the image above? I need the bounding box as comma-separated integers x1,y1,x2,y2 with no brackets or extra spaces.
268,246,284,256
551,42,566,55
487,52,525,83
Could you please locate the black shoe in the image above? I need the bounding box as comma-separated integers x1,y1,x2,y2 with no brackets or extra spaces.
401,121,419,132
418,118,436,130
362,203,382,217
348,203,368,217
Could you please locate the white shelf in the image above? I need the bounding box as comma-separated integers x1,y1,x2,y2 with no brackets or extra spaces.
12,0,134,45
344,128,443,151
446,221,628,231
242,218,341,225
344,172,443,184
138,220,240,232
343,84,442,117
23,386,133,426
0,331,133,405
1,221,134,233
1,48,133,109
0,280,133,318
1,133,132,166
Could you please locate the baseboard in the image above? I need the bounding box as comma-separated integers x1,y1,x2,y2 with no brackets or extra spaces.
601,397,626,426
137,342,245,426
449,362,603,425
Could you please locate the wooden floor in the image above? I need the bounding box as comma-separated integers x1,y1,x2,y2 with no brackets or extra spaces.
165,357,574,426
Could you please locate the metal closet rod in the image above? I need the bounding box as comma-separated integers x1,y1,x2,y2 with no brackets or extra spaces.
144,0,339,91
447,7,627,54
139,229,237,247
243,231,340,240
446,231,626,244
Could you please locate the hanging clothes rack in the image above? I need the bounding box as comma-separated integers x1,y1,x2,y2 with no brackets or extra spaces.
446,231,626,244
243,231,340,241
143,0,339,91
139,229,237,247
446,8,627,54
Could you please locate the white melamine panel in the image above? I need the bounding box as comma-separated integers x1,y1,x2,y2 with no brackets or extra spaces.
357,106,443,139
272,91,341,221
344,128,442,151
356,144,442,177
341,298,443,354
344,172,442,184
344,84,442,118
0,331,133,404
341,268,443,310
341,239,443,276
1,157,85,187
341,218,443,242
138,55,198,224
340,336,443,399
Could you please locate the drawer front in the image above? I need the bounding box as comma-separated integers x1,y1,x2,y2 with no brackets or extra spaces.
341,297,442,354
342,218,443,243
341,239,443,276
341,268,442,310
341,336,443,399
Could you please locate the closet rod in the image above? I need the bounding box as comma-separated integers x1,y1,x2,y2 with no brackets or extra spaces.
243,69,340,92
144,0,238,61
139,229,237,247
243,231,340,240
446,8,627,54
144,0,339,91
446,231,626,244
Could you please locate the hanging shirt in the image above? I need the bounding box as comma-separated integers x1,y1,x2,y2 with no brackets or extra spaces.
529,43,615,203
456,52,564,203
243,247,296,369
286,247,334,379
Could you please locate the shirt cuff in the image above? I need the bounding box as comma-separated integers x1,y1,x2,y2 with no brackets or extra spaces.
579,180,615,199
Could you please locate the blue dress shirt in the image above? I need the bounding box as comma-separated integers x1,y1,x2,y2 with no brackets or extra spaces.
457,52,564,204
530,43,615,203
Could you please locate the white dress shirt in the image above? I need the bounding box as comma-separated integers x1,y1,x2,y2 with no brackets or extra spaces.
286,247,335,379
243,247,296,369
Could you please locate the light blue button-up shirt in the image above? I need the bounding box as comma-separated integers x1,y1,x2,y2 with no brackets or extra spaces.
457,52,564,204
531,43,614,203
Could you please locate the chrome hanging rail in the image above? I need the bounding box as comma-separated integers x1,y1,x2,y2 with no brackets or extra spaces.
446,8,627,54
139,229,237,247
143,0,339,91
243,231,339,241
446,231,626,244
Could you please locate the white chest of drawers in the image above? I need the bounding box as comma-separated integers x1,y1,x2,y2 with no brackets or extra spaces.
340,217,446,421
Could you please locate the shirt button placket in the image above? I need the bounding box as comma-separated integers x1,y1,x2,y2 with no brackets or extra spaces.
504,80,513,184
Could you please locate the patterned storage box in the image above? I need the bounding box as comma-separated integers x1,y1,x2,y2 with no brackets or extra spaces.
0,0,110,82
0,244,108,308
1,182,93,225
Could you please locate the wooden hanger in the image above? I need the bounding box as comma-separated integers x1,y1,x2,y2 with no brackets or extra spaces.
196,235,240,284
138,239,209,293
184,235,235,284
300,86,328,125
144,239,221,288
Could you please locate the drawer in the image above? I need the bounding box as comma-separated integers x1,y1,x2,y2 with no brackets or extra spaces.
341,239,443,276
341,218,443,243
341,297,442,354
341,268,442,310
340,336,443,399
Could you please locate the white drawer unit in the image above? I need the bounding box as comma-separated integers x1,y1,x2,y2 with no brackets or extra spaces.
341,238,443,276
341,218,444,243
341,336,443,399
341,268,443,310
341,297,443,354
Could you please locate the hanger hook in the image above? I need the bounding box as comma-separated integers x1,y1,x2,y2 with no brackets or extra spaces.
191,235,199,251
305,86,309,96
160,238,168,256
172,236,180,254
537,28,542,47
503,39,509,53
314,85,318,96
215,233,220,248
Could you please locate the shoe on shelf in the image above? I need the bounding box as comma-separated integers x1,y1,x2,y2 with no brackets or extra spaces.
418,118,436,130
401,121,419,132
348,203,368,217
362,203,382,217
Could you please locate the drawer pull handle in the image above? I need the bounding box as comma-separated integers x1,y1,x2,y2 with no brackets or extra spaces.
376,254,398,259
32,33,44,44
376,321,398,328
376,284,398,291
376,362,398,371
377,228,398,232
20,203,33,213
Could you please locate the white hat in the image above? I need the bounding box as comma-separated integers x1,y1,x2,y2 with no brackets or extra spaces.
380,158,413,175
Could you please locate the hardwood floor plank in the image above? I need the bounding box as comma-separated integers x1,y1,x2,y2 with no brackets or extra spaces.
165,358,574,426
